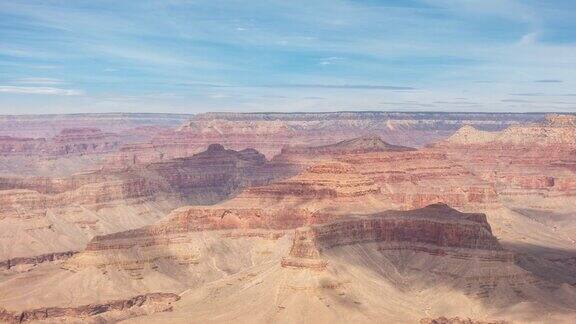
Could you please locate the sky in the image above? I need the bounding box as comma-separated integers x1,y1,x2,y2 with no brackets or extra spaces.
0,0,575,114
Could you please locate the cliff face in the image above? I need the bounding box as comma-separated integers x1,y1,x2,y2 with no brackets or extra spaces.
440,114,576,147
0,113,190,139
274,137,497,210
107,112,543,167
285,203,506,263
0,293,179,323
0,144,290,260
432,114,576,198
0,128,122,156
0,144,279,219
3,113,576,323
72,203,507,271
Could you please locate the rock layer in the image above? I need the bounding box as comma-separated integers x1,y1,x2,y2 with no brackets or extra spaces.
0,293,179,323
284,203,508,265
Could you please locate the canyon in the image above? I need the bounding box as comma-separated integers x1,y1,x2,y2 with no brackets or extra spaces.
0,112,575,323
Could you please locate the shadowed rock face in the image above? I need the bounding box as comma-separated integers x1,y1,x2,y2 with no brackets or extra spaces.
79,204,504,266
0,144,278,219
286,203,505,262
0,144,293,260
0,251,77,270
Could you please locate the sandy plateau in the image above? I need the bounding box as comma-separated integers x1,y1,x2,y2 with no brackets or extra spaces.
0,112,575,323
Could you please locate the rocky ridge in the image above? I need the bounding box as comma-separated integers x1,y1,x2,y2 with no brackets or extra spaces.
0,293,179,323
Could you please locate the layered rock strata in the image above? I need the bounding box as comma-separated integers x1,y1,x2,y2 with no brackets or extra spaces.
0,251,77,270
431,114,576,198
0,144,282,220
275,136,497,210
282,203,511,269
107,112,543,167
0,128,121,156
0,144,291,260
0,293,179,323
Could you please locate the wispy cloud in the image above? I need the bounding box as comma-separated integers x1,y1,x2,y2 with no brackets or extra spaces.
509,93,545,97
501,99,532,103
15,77,65,85
534,79,562,83
261,84,415,90
0,86,83,96
176,83,415,90
318,56,345,66
1,0,576,113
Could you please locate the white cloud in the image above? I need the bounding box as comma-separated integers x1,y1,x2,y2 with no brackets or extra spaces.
0,86,84,96
319,56,345,66
15,77,65,85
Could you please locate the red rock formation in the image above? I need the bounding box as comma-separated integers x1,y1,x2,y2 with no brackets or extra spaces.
81,203,511,271
274,136,497,210
0,251,77,270
285,203,505,260
0,293,180,323
431,114,576,198
0,144,285,220
420,317,509,324
280,135,415,155
51,128,121,155
340,150,498,209
0,128,121,156
0,113,189,139
0,136,47,155
106,112,543,167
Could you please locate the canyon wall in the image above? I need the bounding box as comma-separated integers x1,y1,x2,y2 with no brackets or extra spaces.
0,293,179,323
107,112,545,167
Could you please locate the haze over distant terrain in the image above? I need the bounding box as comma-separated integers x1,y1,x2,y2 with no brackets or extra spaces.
1,0,576,114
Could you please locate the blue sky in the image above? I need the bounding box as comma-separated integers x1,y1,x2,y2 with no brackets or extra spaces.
0,0,575,114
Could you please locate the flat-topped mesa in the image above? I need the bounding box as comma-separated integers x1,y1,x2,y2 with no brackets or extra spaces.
280,135,415,156
285,203,506,263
